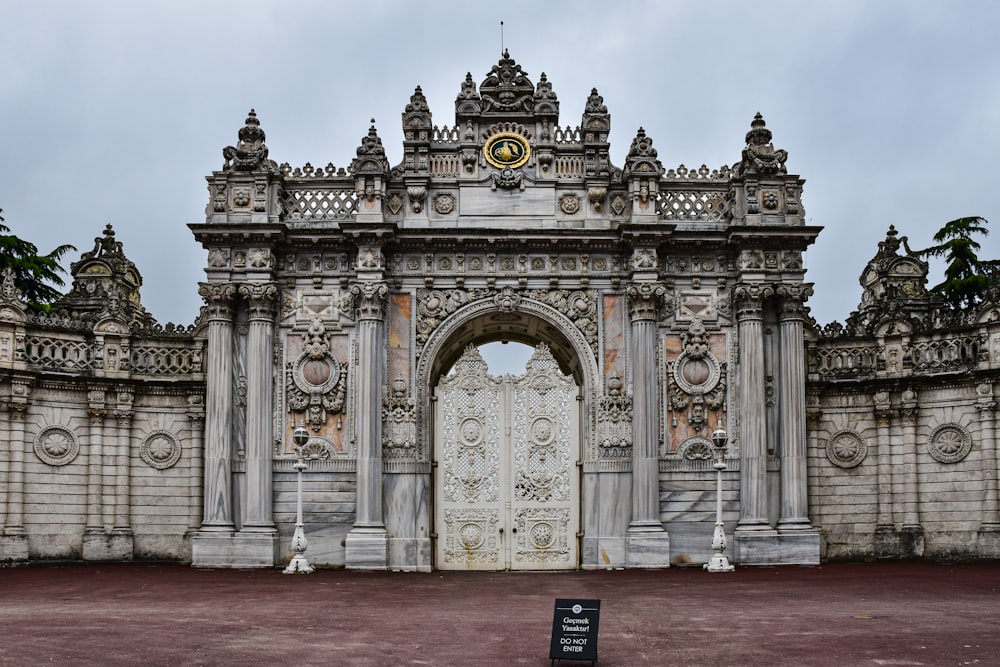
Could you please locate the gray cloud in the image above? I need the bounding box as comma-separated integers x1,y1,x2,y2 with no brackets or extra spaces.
2,0,997,328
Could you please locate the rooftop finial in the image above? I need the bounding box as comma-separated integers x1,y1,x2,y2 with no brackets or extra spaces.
500,20,504,56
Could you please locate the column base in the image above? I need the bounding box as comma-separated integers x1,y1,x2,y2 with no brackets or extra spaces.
82,529,133,561
625,531,671,568
734,528,820,565
0,528,29,562
191,529,278,568
874,524,924,559
977,525,1000,559
345,527,388,570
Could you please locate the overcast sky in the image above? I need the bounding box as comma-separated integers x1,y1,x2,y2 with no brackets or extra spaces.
3,1,998,339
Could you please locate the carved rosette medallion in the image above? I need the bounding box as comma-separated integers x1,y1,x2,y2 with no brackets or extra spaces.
927,424,972,464
140,430,182,469
433,193,456,215
286,319,347,431
558,193,581,215
34,426,80,467
826,430,867,468
443,509,499,565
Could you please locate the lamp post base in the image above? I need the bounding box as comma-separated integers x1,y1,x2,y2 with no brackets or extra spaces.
704,553,735,572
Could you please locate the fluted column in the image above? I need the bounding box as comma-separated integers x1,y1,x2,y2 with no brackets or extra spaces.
625,282,666,532
776,284,813,530
197,282,237,530
349,281,389,531
734,283,773,529
239,282,277,531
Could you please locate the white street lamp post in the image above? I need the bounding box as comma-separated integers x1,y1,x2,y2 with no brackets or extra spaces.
705,426,735,572
283,425,315,574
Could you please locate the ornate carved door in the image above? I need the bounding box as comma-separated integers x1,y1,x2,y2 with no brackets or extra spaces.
435,344,579,570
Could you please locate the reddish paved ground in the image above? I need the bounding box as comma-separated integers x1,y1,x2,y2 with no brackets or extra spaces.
0,561,997,666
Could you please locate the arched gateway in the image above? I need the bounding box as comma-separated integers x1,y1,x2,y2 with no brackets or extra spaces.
187,51,822,571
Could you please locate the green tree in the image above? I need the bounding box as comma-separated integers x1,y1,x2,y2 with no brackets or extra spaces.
0,209,75,312
917,216,1000,310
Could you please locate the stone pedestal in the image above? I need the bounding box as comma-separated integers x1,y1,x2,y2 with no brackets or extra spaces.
191,530,278,569
0,529,29,562
734,529,820,565
625,531,671,568
345,528,388,570
82,529,133,561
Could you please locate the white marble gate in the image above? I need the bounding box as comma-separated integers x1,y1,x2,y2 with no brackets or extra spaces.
434,344,579,570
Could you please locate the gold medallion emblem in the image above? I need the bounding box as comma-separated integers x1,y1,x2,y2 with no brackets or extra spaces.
484,132,531,169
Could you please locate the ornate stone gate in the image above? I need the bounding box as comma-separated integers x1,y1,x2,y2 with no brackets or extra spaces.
186,50,821,571
435,344,579,570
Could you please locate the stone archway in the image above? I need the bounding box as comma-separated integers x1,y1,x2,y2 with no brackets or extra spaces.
415,295,600,570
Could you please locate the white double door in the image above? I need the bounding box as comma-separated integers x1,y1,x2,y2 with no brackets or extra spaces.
434,344,579,571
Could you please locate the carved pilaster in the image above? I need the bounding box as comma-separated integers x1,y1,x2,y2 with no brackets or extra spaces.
976,383,999,529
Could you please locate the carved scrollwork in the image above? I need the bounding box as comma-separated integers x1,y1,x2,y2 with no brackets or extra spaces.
383,375,417,460
286,319,347,431
596,373,632,460
668,320,726,433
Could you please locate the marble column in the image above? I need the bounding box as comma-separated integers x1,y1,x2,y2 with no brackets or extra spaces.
196,283,237,531
776,285,813,530
625,282,665,532
239,282,278,533
191,283,240,568
623,282,671,567
0,380,29,561
345,280,390,569
976,382,999,556
734,283,773,530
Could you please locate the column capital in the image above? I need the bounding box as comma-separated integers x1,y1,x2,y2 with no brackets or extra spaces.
198,282,238,319
625,281,667,321
345,281,389,321
238,281,278,320
733,282,774,320
776,283,814,320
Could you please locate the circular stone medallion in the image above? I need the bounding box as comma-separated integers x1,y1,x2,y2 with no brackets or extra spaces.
927,424,972,464
826,430,867,469
34,426,80,466
140,431,182,470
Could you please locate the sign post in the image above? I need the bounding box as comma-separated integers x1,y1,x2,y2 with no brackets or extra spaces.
549,598,600,665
